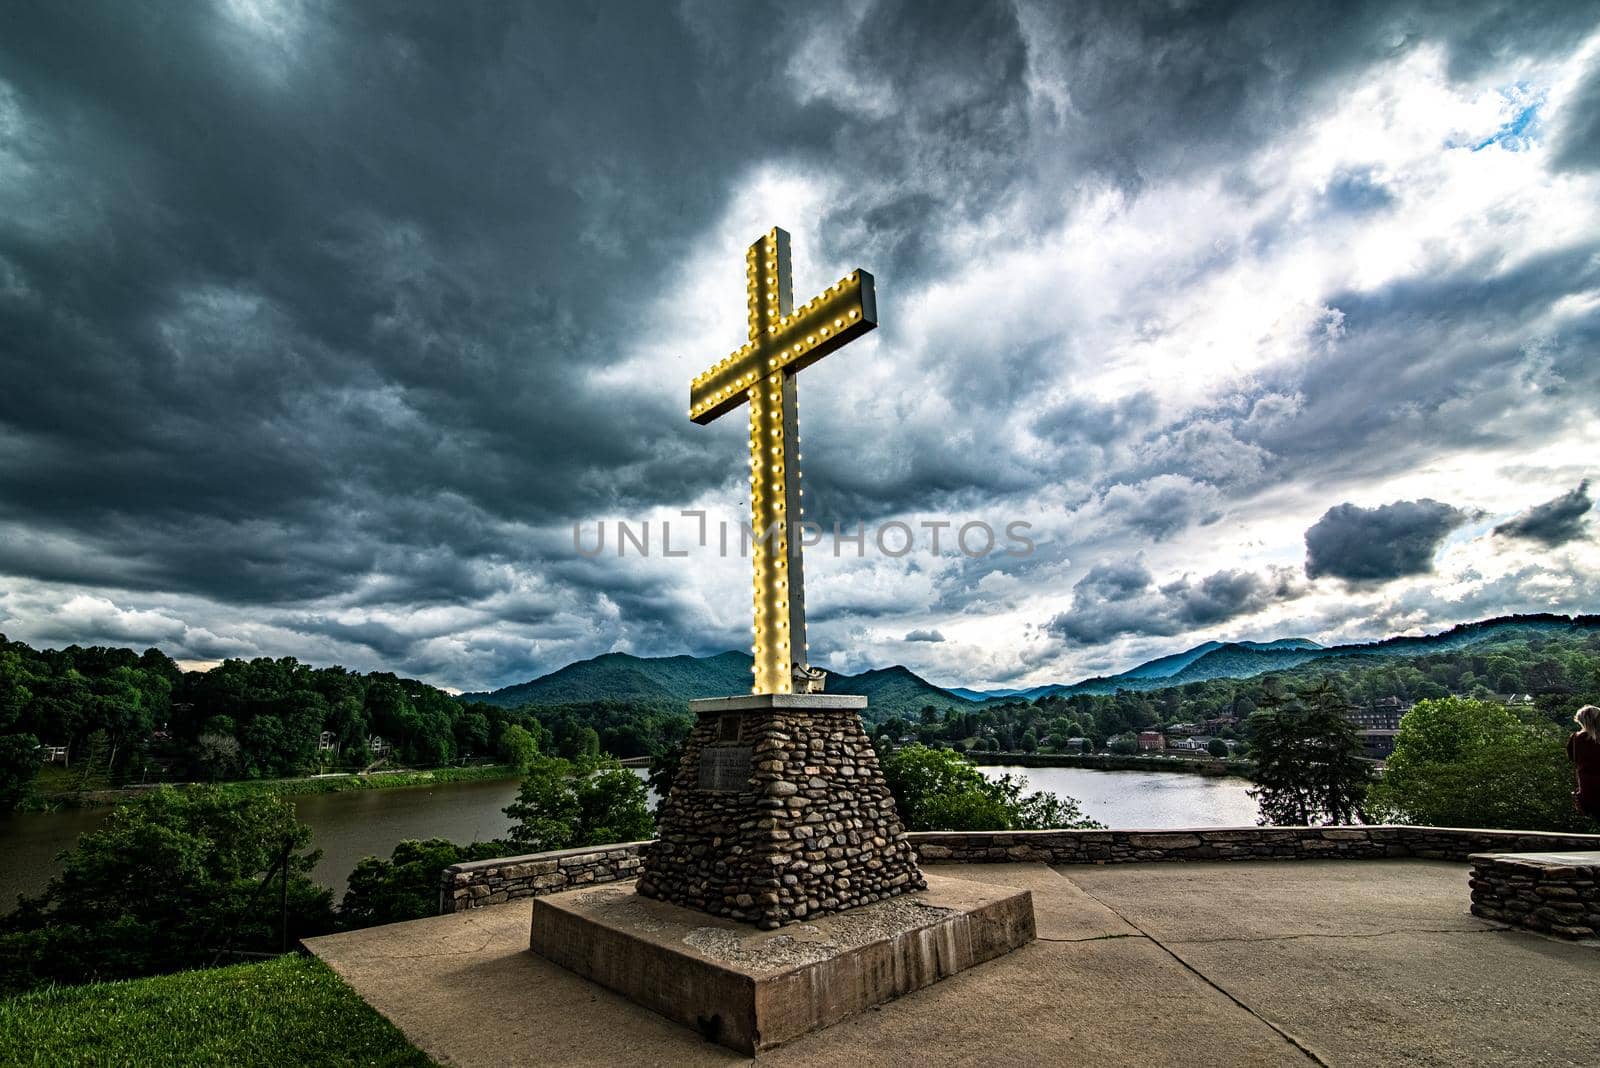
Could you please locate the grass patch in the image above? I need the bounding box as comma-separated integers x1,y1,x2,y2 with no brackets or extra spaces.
216,763,521,800
0,954,433,1067
22,763,523,810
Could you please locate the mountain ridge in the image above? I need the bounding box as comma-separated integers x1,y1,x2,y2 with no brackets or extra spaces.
466,613,1599,714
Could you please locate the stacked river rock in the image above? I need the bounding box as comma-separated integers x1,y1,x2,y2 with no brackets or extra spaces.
1469,852,1600,939
636,695,925,929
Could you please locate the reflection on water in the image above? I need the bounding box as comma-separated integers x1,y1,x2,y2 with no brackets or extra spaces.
291,778,526,898
1,765,1254,908
980,765,1258,829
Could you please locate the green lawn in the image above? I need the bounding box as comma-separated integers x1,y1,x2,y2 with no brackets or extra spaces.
0,954,433,1067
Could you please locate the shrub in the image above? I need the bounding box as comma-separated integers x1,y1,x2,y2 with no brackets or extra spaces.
880,744,1101,831
0,788,333,995
340,838,509,929
1365,697,1588,831
502,754,653,852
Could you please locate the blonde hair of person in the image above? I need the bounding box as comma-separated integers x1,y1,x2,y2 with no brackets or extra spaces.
1576,705,1600,742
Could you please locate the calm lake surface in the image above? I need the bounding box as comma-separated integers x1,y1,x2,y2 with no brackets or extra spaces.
0,765,1255,908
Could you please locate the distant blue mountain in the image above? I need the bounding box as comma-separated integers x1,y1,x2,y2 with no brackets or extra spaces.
467,613,1596,714
1049,614,1589,697
946,686,1032,701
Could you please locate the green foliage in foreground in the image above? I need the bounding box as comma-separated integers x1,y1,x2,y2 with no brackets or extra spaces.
1366,697,1590,832
502,754,654,852
0,954,433,1067
0,788,334,996
341,838,511,929
880,744,1103,831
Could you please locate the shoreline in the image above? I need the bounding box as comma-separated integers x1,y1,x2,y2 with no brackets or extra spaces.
20,763,524,812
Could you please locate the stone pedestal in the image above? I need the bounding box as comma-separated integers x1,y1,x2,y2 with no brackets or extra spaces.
636,694,926,928
529,874,1036,1055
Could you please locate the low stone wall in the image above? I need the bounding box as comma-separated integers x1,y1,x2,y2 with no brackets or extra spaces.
907,826,1600,865
439,827,1600,913
1469,853,1600,939
439,842,649,913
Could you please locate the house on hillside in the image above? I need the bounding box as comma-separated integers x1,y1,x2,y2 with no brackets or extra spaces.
368,735,391,757
1347,698,1410,731
1360,729,1398,759
1137,730,1165,752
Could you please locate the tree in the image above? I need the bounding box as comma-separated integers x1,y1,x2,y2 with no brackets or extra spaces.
497,724,540,771
502,754,653,852
0,732,40,808
1247,681,1370,826
340,838,508,929
880,745,1101,831
1365,697,1587,831
0,788,334,994
1207,737,1229,759
647,739,685,822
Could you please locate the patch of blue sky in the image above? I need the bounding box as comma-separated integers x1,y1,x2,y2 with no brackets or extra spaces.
1451,82,1545,153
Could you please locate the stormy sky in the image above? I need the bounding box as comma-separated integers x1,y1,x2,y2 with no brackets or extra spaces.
1,1,1597,692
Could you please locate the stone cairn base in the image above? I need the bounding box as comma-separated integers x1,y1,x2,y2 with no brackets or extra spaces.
636,694,925,929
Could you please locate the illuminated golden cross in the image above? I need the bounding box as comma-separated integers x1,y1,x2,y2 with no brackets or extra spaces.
689,227,878,694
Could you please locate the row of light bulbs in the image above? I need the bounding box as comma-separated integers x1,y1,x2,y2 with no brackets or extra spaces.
687,290,864,418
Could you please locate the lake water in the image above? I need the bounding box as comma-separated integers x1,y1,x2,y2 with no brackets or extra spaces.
979,765,1258,830
0,765,1255,908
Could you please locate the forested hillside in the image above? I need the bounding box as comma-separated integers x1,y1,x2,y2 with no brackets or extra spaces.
468,651,974,721
4,615,1597,809
891,626,1600,754
0,638,554,805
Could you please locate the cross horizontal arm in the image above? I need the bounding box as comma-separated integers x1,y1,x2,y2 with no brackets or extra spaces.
689,270,877,425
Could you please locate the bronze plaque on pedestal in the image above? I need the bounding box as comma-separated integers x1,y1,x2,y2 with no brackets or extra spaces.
698,745,752,792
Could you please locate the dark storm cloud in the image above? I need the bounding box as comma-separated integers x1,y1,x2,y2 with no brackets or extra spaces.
904,628,945,642
1494,481,1594,546
0,1,824,606
1322,168,1396,215
1554,56,1600,171
1044,559,1303,646
1304,500,1473,583
1248,246,1600,488
1,0,1597,688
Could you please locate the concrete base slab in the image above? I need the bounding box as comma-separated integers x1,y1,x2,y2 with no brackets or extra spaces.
528,872,1034,1054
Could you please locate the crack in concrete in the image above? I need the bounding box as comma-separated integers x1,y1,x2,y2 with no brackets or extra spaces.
1036,932,1140,944
1067,880,1328,1067
1169,924,1508,946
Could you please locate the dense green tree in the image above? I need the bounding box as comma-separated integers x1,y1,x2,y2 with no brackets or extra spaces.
1247,682,1370,825
340,838,508,929
880,745,1100,831
1207,737,1229,759
502,755,653,852
0,732,40,808
497,723,540,771
0,788,334,994
1365,697,1587,831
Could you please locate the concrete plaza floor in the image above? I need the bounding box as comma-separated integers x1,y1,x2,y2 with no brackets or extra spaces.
305,860,1600,1066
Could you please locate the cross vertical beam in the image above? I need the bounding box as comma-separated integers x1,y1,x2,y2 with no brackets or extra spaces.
745,229,804,694
689,227,877,694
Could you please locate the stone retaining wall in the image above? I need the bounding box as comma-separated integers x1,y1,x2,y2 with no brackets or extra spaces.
1469,853,1600,939
439,842,649,913
908,826,1600,864
439,826,1600,913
